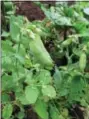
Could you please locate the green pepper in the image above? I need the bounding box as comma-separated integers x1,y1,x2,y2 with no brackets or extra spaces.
62,38,72,47
79,52,87,71
29,34,54,70
35,28,43,36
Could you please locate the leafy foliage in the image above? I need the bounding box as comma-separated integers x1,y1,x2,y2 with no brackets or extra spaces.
1,1,89,119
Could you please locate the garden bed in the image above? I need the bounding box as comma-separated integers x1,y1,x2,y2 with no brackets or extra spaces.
1,1,89,119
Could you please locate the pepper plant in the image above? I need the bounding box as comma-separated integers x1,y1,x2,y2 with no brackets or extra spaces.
1,1,89,119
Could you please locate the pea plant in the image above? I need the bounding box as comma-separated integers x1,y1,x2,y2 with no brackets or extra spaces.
1,1,89,119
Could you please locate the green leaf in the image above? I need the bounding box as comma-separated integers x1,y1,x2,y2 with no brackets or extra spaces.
54,67,63,90
2,55,14,71
34,99,48,119
10,16,20,41
21,36,30,48
25,86,39,104
2,93,11,104
56,17,72,26
35,69,52,85
12,68,25,83
25,71,34,85
80,99,88,107
15,92,29,105
13,44,26,56
54,68,69,97
73,21,87,33
10,16,24,42
50,105,59,119
2,103,13,119
14,54,25,64
42,85,56,98
17,111,25,119
2,75,16,91
2,40,13,53
68,76,86,102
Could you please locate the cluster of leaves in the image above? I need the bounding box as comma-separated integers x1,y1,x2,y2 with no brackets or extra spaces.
1,1,89,119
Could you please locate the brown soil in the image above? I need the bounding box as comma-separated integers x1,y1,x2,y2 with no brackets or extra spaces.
14,1,56,21
14,1,45,21
25,108,38,119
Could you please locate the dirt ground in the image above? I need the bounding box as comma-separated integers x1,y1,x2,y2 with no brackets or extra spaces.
15,1,53,21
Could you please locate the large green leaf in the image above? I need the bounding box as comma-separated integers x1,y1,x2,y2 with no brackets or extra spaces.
10,16,24,42
34,99,48,119
15,92,29,105
54,68,69,97
25,86,39,104
10,16,20,41
68,76,86,102
42,85,56,98
2,103,13,119
2,40,13,53
2,75,16,91
2,93,11,104
2,55,14,71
